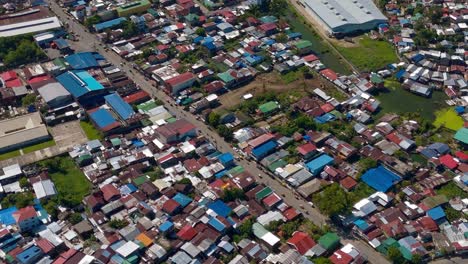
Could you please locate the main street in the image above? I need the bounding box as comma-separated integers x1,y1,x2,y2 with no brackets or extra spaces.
47,1,389,263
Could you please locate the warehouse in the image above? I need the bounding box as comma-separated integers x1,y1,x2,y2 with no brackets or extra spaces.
104,93,136,121
0,16,62,37
301,0,387,36
37,82,73,108
56,70,106,105
0,112,50,153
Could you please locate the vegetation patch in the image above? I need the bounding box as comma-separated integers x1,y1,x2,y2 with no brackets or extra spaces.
40,156,91,208
80,121,103,140
335,36,398,72
0,35,46,68
0,150,21,161
22,139,56,154
433,108,464,131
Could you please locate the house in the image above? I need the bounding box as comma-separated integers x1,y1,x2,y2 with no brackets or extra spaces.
305,154,334,176
13,206,41,232
101,184,121,202
287,231,316,255
155,119,197,143
16,246,44,264
165,72,196,95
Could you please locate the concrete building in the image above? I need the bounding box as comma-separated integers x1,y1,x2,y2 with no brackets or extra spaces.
0,16,62,37
116,0,151,17
0,112,50,153
301,0,387,36
37,82,73,108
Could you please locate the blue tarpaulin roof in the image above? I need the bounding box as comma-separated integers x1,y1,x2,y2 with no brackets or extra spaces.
89,108,118,129
455,106,465,114
65,52,101,69
361,166,401,192
427,206,445,221
251,140,277,159
218,152,234,165
315,113,336,124
120,183,137,195
208,217,225,232
57,70,104,98
306,154,334,175
395,69,406,79
0,207,18,225
94,17,127,32
159,221,173,232
173,193,192,208
207,200,232,218
105,93,135,120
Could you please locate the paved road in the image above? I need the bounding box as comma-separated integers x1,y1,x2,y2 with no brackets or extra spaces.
47,1,389,263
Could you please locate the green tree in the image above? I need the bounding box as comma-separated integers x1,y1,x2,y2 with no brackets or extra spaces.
1,192,34,208
411,254,423,264
313,183,349,216
22,94,37,107
388,246,405,264
108,219,129,229
177,178,192,185
122,21,140,39
236,217,255,240
276,33,288,43
217,125,233,141
207,112,221,127
313,257,332,264
222,188,246,202
19,177,30,189
84,15,101,29
445,207,462,222
43,199,58,219
69,212,83,225
358,158,378,174
281,219,301,239
195,27,206,36
269,0,287,16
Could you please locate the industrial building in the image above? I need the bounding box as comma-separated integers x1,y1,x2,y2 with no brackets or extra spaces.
37,82,73,108
56,70,105,105
0,112,50,153
301,0,387,36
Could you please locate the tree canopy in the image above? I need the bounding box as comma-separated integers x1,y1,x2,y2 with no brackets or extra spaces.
0,35,46,68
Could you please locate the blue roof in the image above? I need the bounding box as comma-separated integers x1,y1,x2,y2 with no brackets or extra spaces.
17,246,43,264
105,93,135,120
159,221,174,232
57,70,104,98
95,17,127,32
455,106,465,114
411,54,424,63
132,139,144,148
420,148,438,159
306,154,334,175
315,113,336,124
65,52,101,69
251,140,277,159
395,69,406,79
427,143,450,155
361,166,401,192
120,184,138,195
353,219,369,231
207,200,232,218
54,38,69,49
0,207,18,225
427,206,445,221
287,32,302,39
89,108,118,129
214,169,227,179
173,193,192,208
218,152,234,165
208,217,225,232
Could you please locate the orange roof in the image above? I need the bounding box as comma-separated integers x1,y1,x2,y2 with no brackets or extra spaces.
12,206,37,223
136,233,153,247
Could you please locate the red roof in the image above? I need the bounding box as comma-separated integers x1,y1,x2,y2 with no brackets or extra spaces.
101,184,120,202
162,199,180,214
320,69,338,81
297,143,317,155
36,238,55,253
455,151,468,162
5,78,22,88
28,75,51,85
283,207,300,221
321,103,334,113
204,80,224,93
12,206,37,223
329,250,353,264
439,154,458,170
303,54,319,62
262,193,282,207
258,23,277,32
166,72,195,87
177,225,198,241
386,131,402,144
123,90,150,104
156,119,196,139
340,176,358,190
183,158,202,172
287,231,316,255
1,71,17,81
248,133,275,148
418,216,438,232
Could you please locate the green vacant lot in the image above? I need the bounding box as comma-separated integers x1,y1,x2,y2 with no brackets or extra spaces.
0,139,56,161
336,36,398,72
80,121,103,140
434,108,464,131
42,156,91,207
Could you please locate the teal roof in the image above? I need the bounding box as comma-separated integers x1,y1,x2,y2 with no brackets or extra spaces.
454,128,468,144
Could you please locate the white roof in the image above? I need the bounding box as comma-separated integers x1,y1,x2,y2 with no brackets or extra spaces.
262,232,280,246
353,198,377,216
116,241,140,257
33,179,57,199
0,16,62,37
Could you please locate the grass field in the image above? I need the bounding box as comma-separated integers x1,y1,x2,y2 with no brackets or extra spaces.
23,139,56,154
45,156,91,207
433,108,464,131
0,150,21,161
335,36,398,72
80,121,103,140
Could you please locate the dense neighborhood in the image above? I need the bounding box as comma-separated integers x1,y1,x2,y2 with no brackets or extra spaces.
0,0,467,264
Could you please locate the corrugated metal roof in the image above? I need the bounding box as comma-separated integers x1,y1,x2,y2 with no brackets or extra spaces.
105,93,135,120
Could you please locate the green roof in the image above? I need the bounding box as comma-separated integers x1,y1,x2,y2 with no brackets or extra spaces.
260,16,278,24
111,138,122,146
318,232,340,250
78,154,92,163
227,165,244,176
454,128,468,144
258,101,279,114
268,159,287,172
137,100,159,112
370,73,383,84
133,175,149,186
422,195,448,209
185,13,199,22
252,223,269,238
166,117,177,123
116,0,151,16
255,186,273,201
217,72,235,83
295,40,312,50
399,246,413,260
